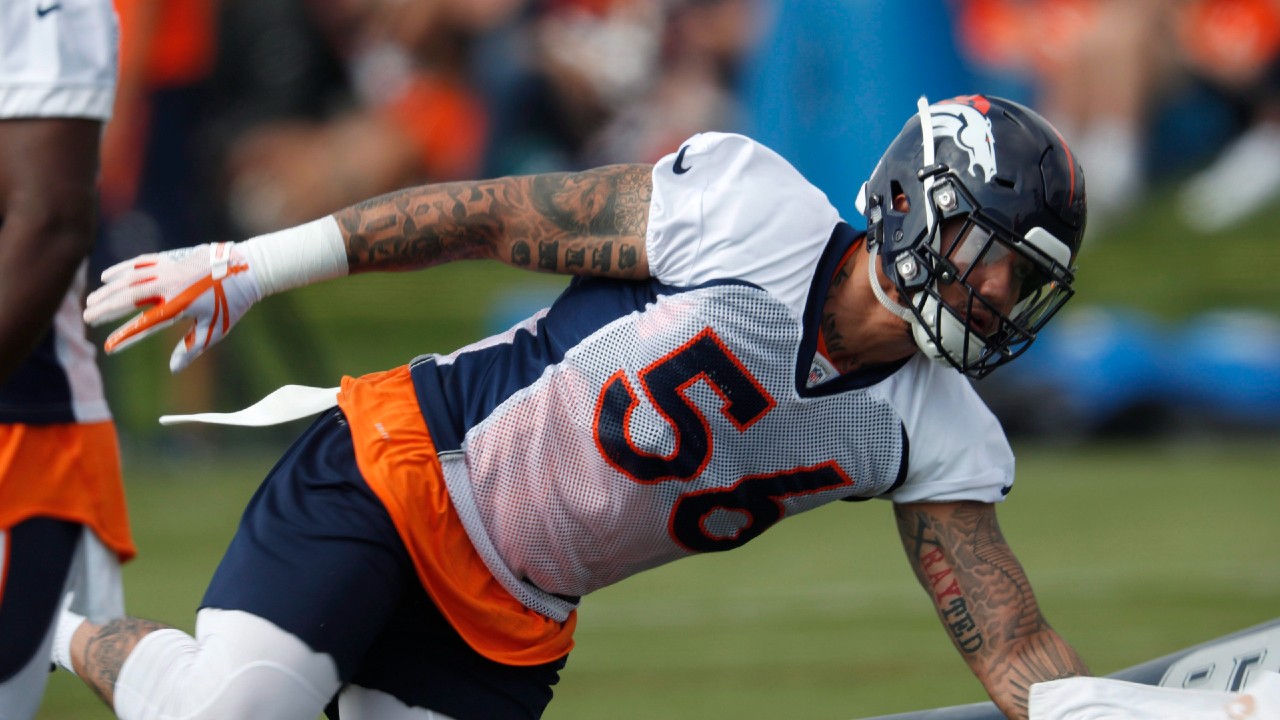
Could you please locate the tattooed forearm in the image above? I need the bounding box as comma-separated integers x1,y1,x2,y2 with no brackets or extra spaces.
895,502,1088,720
339,183,506,270
79,617,171,708
335,164,653,279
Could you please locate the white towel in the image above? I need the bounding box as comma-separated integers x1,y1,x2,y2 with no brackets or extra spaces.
1030,671,1280,720
159,384,340,427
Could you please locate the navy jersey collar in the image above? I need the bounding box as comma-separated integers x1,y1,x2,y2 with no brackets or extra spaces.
795,222,910,396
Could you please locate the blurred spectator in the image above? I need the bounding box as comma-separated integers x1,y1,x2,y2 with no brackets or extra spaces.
582,0,761,165
222,0,514,236
955,0,1175,228
1175,0,1280,232
101,0,219,265
954,0,1280,234
221,0,761,187
483,0,759,176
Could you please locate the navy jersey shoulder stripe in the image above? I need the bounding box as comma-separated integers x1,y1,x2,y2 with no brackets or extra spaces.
411,275,757,451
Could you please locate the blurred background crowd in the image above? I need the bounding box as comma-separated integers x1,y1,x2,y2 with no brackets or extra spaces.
97,0,1280,445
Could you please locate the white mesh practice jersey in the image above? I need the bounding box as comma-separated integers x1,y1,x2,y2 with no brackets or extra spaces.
408,133,1015,621
0,0,119,119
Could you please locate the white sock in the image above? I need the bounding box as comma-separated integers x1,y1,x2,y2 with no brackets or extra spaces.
51,605,87,678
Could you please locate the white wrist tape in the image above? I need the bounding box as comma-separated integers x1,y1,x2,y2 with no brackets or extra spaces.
52,606,86,678
239,216,348,297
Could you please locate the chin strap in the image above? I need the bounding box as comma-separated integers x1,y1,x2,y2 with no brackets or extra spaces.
865,96,937,328
867,243,917,324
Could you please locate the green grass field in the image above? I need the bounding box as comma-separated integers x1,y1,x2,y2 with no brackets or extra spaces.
35,189,1280,718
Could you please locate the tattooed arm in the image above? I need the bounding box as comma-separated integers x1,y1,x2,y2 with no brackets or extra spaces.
336,164,654,279
894,501,1089,720
64,616,171,708
81,164,654,369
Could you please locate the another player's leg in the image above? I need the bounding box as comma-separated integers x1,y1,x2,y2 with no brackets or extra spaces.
0,519,81,719
1,516,124,719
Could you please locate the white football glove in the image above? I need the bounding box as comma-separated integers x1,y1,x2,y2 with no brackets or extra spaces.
85,242,263,372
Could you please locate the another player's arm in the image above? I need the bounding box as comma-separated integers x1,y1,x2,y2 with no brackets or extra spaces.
0,119,103,384
335,164,653,280
893,501,1089,720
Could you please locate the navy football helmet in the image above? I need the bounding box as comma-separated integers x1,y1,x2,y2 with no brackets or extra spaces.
856,95,1087,378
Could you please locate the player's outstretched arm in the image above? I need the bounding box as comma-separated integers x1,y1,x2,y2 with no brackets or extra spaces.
336,164,652,279
893,501,1089,720
85,165,654,371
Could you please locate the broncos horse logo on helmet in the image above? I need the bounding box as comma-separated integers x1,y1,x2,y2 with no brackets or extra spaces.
855,94,1087,378
930,99,998,184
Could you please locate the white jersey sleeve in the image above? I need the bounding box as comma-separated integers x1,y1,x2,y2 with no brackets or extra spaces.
646,132,842,316
875,355,1016,504
0,0,119,119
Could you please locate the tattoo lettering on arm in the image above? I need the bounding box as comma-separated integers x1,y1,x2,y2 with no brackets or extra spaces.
342,186,496,269
512,241,531,266
895,502,1088,720
899,509,987,654
618,244,639,271
335,164,653,279
80,617,170,708
591,242,613,272
538,239,560,271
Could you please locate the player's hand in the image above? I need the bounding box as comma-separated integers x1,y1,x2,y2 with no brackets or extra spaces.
84,242,264,372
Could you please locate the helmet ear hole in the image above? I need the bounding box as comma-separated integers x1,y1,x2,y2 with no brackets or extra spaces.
889,180,910,212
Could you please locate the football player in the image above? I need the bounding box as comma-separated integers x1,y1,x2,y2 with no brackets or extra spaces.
56,94,1088,720
0,0,135,718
